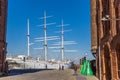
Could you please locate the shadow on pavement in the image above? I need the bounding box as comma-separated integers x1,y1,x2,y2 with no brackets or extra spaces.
8,69,53,76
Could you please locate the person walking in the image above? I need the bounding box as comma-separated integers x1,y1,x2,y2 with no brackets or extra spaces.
74,64,78,76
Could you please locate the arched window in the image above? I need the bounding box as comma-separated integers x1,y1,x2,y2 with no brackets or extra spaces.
102,0,110,36
114,0,120,34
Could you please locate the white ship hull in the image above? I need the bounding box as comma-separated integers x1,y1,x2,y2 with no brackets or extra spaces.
8,58,72,70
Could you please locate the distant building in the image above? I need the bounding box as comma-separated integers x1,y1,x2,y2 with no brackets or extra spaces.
17,55,26,60
0,0,8,74
91,0,120,80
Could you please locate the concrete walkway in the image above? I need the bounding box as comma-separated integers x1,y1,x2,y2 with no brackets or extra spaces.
75,73,98,80
0,69,98,80
85,76,98,80
76,74,86,80
0,69,76,80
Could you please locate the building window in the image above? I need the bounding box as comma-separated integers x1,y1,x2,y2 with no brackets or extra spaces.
102,21,110,36
102,0,110,36
115,4,120,34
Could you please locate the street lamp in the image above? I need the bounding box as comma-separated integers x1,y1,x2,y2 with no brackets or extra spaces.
99,15,120,80
101,15,120,21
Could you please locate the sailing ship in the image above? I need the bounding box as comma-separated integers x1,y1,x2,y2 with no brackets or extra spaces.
7,11,77,70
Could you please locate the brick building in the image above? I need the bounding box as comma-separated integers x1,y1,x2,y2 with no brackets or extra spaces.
91,0,120,80
0,0,8,74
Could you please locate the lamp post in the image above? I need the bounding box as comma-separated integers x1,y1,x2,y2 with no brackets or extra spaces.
98,21,101,80
98,44,101,80
99,15,120,80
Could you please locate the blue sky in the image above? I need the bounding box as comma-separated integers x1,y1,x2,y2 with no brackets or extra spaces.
7,0,94,61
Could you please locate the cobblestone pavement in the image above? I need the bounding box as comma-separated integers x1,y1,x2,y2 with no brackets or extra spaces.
0,69,76,80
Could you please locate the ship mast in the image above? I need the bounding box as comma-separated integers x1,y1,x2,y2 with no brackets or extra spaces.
61,20,64,61
36,11,55,61
27,19,30,57
54,20,77,61
59,20,70,61
44,11,48,61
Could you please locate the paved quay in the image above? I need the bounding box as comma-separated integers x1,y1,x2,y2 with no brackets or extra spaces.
0,69,98,80
0,69,76,80
76,73,98,80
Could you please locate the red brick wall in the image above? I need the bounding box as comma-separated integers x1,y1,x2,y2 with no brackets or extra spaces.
0,0,7,73
91,0,120,80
